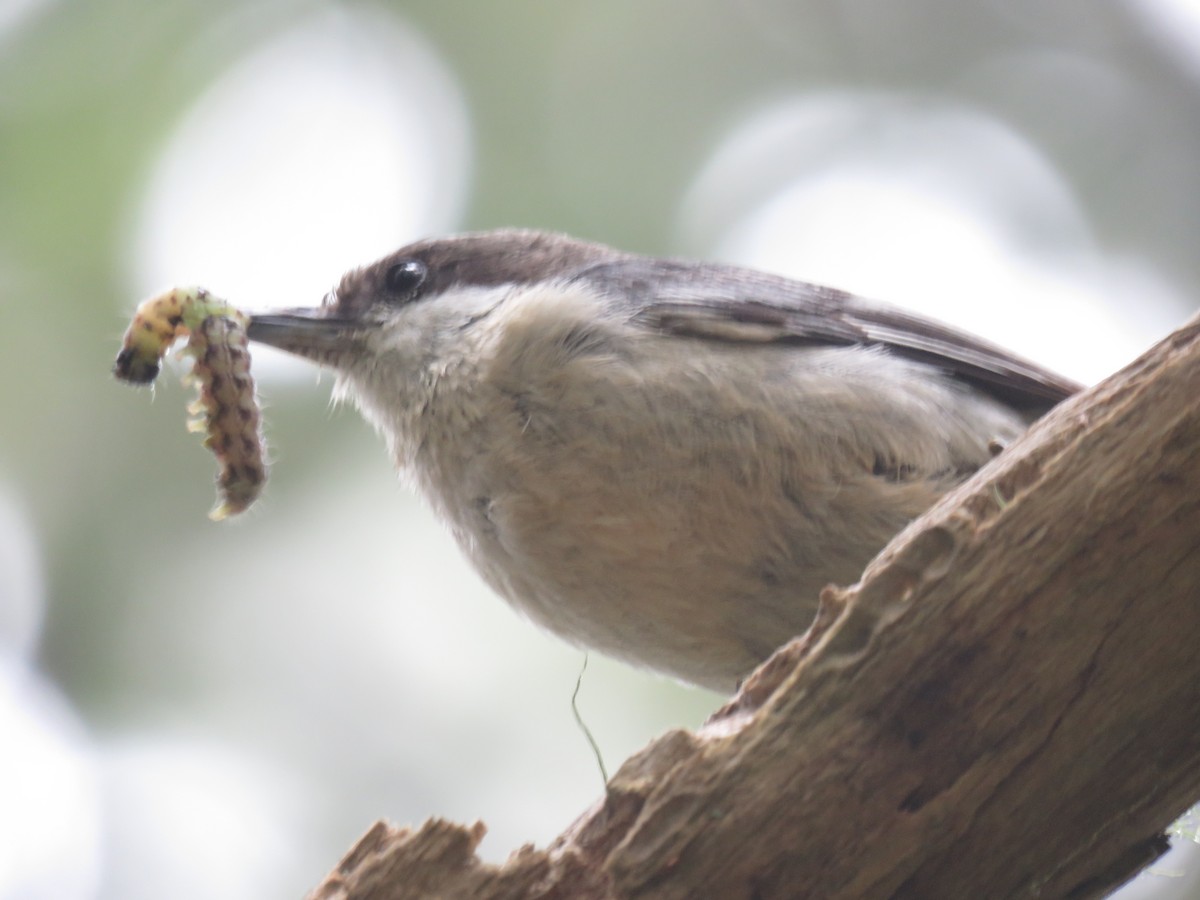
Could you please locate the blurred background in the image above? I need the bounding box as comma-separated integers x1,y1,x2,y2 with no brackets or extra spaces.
2,0,1199,897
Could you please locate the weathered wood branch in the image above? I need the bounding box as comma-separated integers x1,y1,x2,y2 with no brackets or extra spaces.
308,313,1200,900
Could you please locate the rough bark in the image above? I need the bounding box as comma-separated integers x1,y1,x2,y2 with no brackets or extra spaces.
308,314,1200,900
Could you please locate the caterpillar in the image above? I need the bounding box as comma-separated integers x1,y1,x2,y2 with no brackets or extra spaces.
114,287,267,520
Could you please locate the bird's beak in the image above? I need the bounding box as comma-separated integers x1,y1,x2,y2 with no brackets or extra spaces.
247,307,362,366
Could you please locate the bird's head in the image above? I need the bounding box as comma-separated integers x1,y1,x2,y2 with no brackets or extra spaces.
247,228,616,375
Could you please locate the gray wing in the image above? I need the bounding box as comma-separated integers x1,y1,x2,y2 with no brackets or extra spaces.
570,257,1082,412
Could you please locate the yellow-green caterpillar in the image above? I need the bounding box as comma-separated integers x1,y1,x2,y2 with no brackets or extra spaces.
114,287,267,519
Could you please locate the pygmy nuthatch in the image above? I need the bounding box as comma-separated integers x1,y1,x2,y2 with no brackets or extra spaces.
248,229,1079,692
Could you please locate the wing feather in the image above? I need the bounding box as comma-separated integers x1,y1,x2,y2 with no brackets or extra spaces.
571,257,1081,410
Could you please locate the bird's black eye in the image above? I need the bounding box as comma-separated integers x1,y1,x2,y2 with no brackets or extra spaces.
383,258,427,301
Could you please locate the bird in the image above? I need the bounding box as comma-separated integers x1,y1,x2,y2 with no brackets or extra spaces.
247,229,1080,692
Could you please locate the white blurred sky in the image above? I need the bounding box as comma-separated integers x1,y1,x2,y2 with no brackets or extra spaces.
1134,0,1200,79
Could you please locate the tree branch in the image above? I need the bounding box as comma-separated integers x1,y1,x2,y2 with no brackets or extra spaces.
308,313,1200,900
